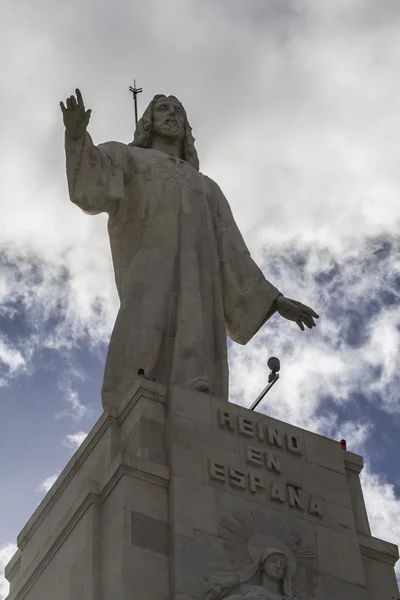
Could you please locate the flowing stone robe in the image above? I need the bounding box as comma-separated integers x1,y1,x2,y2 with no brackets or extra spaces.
65,133,281,409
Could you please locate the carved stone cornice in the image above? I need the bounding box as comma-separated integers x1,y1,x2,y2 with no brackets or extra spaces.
358,532,399,566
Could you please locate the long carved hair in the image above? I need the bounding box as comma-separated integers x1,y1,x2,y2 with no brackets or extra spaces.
129,94,200,171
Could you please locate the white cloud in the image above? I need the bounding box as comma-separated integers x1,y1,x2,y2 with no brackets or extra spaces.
0,337,25,377
362,466,400,579
62,431,88,450
55,386,90,421
35,472,60,494
229,237,400,425
0,543,17,600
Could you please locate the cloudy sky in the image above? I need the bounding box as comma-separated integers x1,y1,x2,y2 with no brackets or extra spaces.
1,0,400,595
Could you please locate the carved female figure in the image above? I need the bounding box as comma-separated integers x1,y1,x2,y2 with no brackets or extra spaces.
204,547,295,600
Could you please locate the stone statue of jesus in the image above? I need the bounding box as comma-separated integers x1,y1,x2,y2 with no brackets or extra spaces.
61,89,319,410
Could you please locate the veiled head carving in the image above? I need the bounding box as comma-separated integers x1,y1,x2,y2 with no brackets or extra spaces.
203,510,317,600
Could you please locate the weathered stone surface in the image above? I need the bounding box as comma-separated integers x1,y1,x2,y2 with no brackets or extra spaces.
126,416,167,464
171,530,235,599
314,574,370,599
316,525,366,586
304,430,346,474
169,412,242,472
5,381,399,600
122,544,169,600
169,386,213,426
170,476,218,537
362,555,400,599
325,500,356,533
130,510,169,555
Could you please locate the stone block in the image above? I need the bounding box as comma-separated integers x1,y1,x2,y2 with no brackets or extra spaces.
280,453,352,508
362,555,400,599
316,525,366,586
344,450,364,473
169,444,206,483
121,543,169,600
101,481,125,598
170,476,218,537
117,379,167,422
168,413,241,468
359,531,399,562
118,383,167,460
130,510,169,556
169,385,213,426
346,469,371,535
326,500,356,533
125,416,167,465
304,430,346,474
171,531,231,599
17,411,115,577
69,544,96,600
314,574,370,599
122,473,169,522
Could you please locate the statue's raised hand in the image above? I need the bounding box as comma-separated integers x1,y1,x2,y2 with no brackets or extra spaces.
274,296,319,331
60,88,91,139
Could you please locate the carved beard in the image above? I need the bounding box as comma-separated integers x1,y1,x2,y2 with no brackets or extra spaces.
153,119,184,140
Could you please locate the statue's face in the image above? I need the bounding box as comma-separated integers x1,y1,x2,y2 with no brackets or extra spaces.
261,553,287,582
152,96,185,141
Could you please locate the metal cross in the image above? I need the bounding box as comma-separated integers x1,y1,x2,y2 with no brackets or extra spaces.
128,79,143,126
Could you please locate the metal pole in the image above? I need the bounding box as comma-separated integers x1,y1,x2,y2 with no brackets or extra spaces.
128,79,143,126
249,373,279,411
133,79,138,125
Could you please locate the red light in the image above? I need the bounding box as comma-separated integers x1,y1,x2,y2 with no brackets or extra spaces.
340,439,347,450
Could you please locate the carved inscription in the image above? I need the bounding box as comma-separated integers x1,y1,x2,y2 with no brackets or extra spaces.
211,409,325,519
209,459,324,517
245,444,281,473
218,409,303,455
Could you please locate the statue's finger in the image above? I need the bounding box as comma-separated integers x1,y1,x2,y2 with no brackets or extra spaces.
301,304,319,318
70,95,77,109
60,101,67,114
76,88,85,110
302,313,316,327
298,312,313,328
82,109,91,128
66,97,72,110
296,320,305,331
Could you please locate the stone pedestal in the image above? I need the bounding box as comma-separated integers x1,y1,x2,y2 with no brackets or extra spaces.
5,380,399,600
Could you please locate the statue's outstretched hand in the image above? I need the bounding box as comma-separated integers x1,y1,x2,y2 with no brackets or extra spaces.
60,88,91,139
274,296,319,331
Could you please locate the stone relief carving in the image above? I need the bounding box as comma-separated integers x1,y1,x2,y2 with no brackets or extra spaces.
203,511,316,600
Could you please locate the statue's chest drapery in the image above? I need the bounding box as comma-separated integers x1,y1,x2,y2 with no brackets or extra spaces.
109,150,216,274
119,150,212,219
149,154,207,195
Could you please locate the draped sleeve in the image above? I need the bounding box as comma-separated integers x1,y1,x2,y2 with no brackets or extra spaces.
206,177,282,345
65,132,130,215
